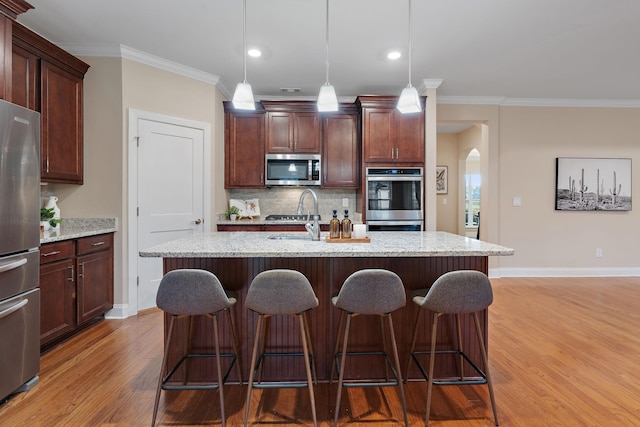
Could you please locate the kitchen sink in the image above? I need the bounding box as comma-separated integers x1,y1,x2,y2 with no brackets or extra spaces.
265,214,321,221
267,233,313,241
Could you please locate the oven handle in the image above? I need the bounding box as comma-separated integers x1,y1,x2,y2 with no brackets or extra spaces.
0,258,28,274
366,176,422,182
0,299,28,320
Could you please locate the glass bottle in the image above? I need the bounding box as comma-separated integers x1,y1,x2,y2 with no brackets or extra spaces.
329,209,340,239
341,209,352,239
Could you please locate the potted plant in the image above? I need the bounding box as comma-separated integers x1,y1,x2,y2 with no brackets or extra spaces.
40,207,62,230
225,205,240,221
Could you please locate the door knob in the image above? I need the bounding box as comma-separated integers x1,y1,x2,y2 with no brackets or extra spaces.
194,219,202,225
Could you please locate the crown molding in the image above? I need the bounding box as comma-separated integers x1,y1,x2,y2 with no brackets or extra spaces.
59,43,220,86
437,95,640,108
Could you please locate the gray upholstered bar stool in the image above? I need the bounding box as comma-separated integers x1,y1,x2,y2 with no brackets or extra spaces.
152,269,242,427
406,270,499,426
331,269,408,427
243,269,319,427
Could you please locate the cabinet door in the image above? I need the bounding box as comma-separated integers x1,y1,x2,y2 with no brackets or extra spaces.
266,112,293,153
395,110,425,162
11,44,39,110
39,258,75,346
41,60,83,184
323,114,359,188
363,108,394,162
293,112,320,153
77,249,113,325
225,112,265,188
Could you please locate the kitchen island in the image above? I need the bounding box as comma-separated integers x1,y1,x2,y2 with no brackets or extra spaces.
140,231,513,383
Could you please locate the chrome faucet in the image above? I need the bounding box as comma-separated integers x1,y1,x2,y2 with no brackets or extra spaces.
297,188,321,241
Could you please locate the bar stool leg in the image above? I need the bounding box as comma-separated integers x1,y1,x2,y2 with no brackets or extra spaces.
152,316,175,427
299,314,318,427
380,315,390,381
257,315,270,384
405,307,423,382
226,308,243,384
425,312,440,427
302,312,318,385
473,312,499,426
211,314,226,427
330,311,345,384
455,313,465,380
386,313,408,426
244,314,264,427
333,313,352,427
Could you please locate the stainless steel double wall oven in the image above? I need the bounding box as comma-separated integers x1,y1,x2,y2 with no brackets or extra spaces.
365,167,424,231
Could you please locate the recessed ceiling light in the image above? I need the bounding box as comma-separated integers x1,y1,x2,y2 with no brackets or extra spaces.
248,49,262,57
387,51,401,60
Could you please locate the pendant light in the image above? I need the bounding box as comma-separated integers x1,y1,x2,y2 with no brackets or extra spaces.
232,0,255,110
317,0,339,112
397,0,421,114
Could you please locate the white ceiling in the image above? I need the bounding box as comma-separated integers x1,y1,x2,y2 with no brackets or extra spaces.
17,0,640,105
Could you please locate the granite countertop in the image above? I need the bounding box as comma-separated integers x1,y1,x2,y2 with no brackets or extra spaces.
139,231,514,258
40,218,118,244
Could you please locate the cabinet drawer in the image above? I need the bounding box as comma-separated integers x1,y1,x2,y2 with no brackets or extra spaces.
40,240,75,264
76,234,113,256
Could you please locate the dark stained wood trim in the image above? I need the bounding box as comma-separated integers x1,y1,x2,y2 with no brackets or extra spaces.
0,0,33,20
12,20,89,78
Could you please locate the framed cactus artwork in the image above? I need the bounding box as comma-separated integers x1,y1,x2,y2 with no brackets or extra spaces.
555,157,632,211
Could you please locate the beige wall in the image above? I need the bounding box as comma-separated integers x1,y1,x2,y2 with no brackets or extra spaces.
435,133,458,233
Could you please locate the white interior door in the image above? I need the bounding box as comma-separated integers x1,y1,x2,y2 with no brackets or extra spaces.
137,118,205,310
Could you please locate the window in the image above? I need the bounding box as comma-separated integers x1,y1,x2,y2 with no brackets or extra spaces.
465,173,481,227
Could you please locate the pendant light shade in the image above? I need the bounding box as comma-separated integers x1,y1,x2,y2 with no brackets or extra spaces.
397,0,421,114
232,0,255,110
317,0,338,112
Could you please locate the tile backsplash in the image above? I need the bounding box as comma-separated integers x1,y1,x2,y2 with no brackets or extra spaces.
227,187,359,221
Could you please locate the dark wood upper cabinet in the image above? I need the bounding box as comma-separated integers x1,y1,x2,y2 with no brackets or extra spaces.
322,108,359,188
224,102,265,188
12,21,89,184
357,95,425,164
263,101,320,154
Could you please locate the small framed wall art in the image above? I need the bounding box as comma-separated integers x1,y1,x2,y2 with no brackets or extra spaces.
436,166,448,194
555,157,631,211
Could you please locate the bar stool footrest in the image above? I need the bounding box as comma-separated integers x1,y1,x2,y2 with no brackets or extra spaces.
411,349,488,386
162,353,237,391
251,351,315,390
334,350,401,388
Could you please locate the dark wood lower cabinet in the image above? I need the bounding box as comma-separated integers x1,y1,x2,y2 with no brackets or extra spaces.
39,258,75,345
39,233,114,352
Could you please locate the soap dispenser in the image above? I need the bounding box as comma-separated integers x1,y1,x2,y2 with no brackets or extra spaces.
341,209,352,239
329,209,340,239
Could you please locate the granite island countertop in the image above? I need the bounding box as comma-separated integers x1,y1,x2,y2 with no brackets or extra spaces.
40,218,118,244
139,231,514,258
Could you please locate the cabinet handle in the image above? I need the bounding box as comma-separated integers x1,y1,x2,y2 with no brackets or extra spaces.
42,250,61,257
46,157,50,173
395,148,399,159
78,263,85,279
68,265,74,282
193,219,202,225
91,241,106,246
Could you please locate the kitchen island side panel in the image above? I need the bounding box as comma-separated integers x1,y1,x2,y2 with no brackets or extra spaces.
162,255,488,383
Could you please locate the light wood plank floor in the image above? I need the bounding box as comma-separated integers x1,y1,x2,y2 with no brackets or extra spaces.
1,277,640,426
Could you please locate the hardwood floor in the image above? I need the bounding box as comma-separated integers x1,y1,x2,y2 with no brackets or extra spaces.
1,277,640,426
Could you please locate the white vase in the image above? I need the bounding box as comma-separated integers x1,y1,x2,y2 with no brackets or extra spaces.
230,214,237,221
44,196,61,229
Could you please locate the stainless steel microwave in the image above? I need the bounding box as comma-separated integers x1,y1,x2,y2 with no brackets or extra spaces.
265,153,321,186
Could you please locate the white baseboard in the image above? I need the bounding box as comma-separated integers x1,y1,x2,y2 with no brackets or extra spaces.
491,267,640,278
105,304,137,319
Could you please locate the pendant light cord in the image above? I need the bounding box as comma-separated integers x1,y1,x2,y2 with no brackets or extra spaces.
325,0,330,85
242,0,248,84
407,0,413,88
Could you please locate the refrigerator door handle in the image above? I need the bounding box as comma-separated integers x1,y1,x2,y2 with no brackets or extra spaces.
0,299,28,320
0,258,28,274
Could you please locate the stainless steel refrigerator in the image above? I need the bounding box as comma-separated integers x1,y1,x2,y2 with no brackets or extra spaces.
0,99,41,401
